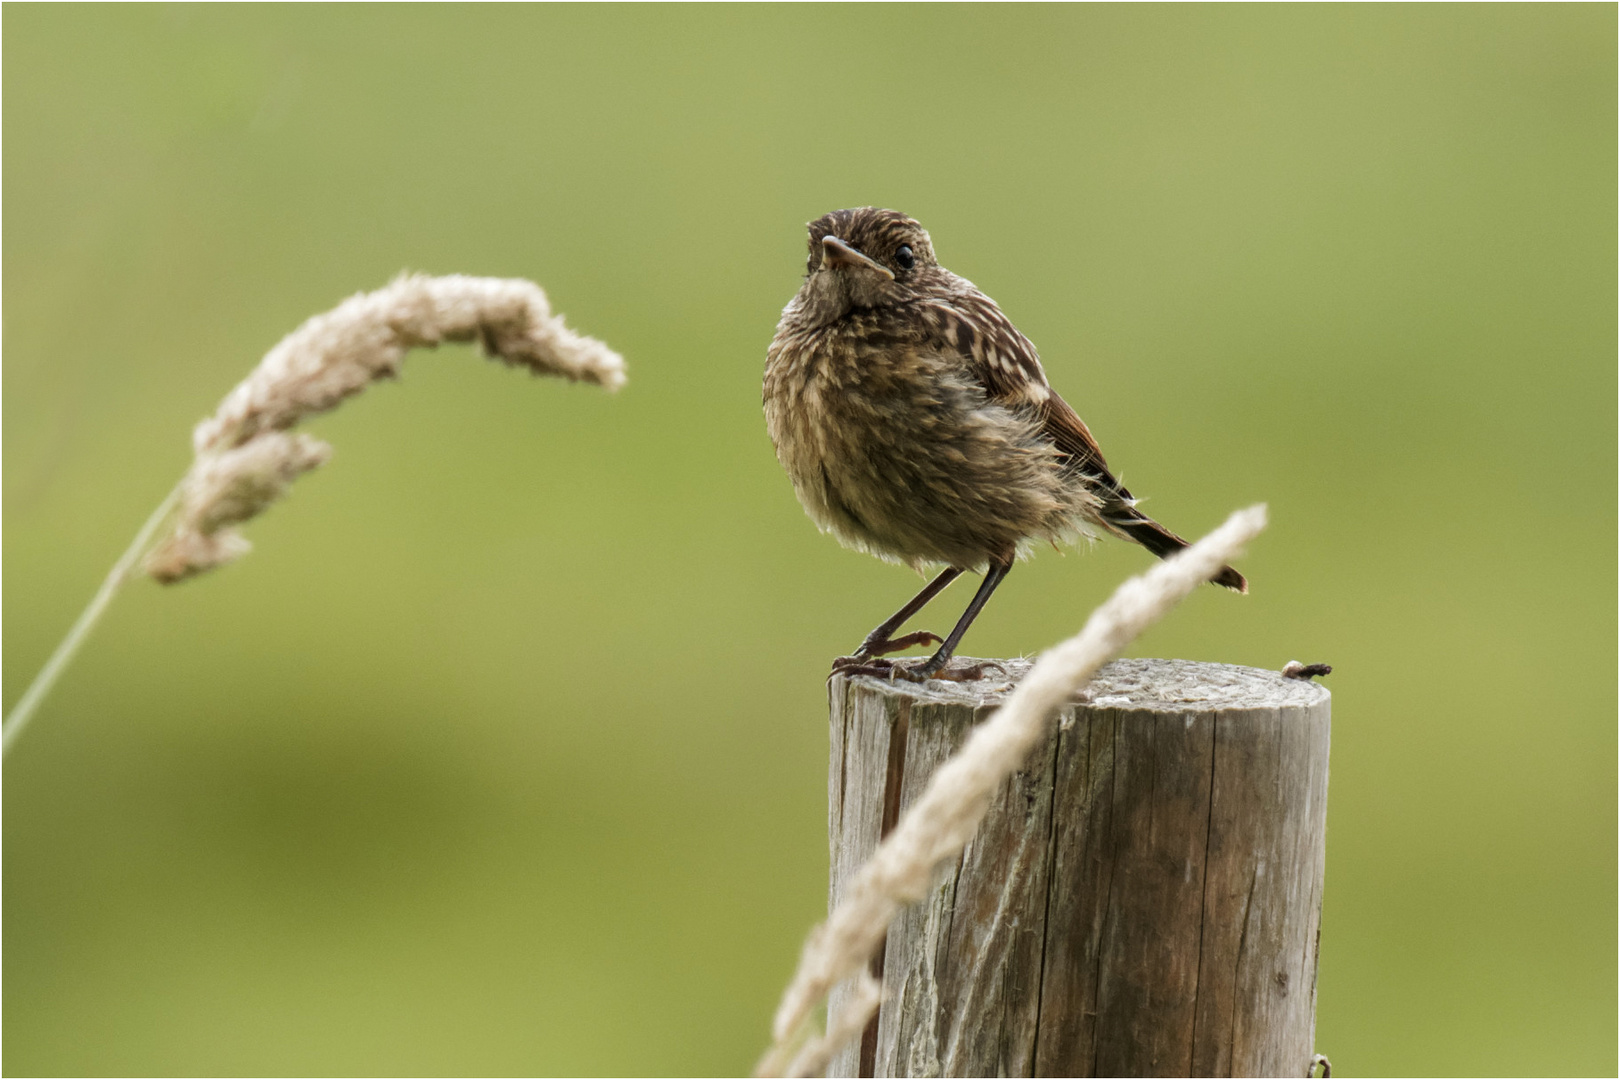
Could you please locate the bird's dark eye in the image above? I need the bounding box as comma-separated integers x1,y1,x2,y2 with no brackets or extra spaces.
895,245,915,271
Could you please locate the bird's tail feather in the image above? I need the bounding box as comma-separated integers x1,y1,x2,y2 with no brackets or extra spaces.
1102,503,1248,593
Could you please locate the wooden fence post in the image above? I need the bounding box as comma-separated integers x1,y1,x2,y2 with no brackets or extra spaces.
825,657,1331,1078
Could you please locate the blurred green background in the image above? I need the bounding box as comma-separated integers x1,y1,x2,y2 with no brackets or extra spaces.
4,5,1613,1076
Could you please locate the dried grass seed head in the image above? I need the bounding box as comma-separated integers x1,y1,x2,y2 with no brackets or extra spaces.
195,273,626,453
145,433,332,583
146,274,626,583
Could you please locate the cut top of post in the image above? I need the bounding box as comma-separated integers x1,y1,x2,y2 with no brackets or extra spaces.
843,657,1330,712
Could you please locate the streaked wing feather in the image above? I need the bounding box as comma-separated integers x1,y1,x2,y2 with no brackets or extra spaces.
922,289,1115,483
1039,392,1114,482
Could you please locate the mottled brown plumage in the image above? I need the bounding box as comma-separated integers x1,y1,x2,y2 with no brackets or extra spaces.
764,208,1244,680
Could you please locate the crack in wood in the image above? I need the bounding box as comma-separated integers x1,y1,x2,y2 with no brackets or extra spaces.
1187,710,1221,1074
860,697,913,1077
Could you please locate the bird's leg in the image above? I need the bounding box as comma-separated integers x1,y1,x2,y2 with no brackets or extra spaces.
898,558,1013,682
852,567,962,658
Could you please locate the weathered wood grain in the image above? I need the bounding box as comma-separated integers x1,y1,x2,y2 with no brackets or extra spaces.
826,658,1331,1078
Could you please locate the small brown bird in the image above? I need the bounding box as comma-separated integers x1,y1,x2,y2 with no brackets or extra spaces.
764,208,1245,681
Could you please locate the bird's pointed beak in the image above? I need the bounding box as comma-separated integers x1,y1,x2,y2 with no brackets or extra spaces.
821,235,895,280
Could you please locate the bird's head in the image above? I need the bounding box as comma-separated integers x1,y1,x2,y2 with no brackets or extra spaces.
790,208,943,324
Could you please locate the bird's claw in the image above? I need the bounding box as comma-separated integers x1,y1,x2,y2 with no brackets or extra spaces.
906,659,1009,683
829,656,900,680
931,660,1009,682
830,658,932,683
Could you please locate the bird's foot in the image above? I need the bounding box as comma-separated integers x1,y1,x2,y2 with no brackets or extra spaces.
855,630,944,658
830,631,947,681
831,656,1009,684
